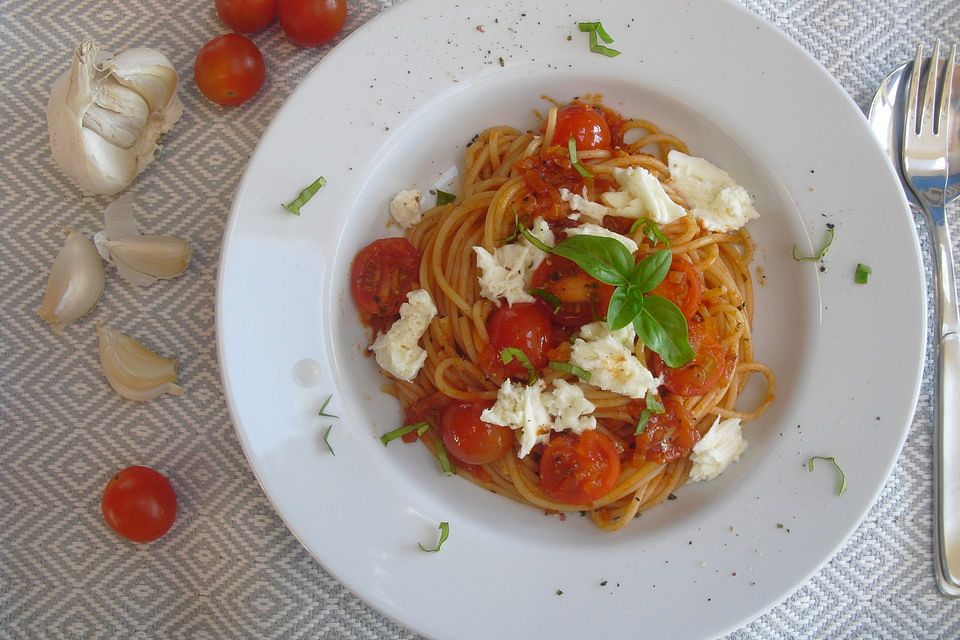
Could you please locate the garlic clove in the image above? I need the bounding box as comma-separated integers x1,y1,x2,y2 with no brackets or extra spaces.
97,326,184,401
106,235,192,282
83,79,149,149
38,229,105,333
102,192,139,239
105,48,178,113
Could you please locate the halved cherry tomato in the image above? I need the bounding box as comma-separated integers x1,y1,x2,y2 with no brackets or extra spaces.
634,397,700,464
194,34,265,107
279,0,347,47
650,257,702,320
485,302,555,379
650,319,729,397
101,466,177,543
441,402,514,465
539,430,621,505
350,238,420,321
516,149,585,221
549,103,612,151
531,254,614,328
215,0,278,33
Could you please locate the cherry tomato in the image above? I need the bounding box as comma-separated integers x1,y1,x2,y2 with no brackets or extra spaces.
539,430,621,505
485,302,554,379
279,0,347,47
101,466,177,543
350,237,421,321
650,258,702,320
650,319,729,397
215,0,278,33
549,103,612,151
531,254,614,327
194,34,265,106
634,397,700,464
441,402,514,465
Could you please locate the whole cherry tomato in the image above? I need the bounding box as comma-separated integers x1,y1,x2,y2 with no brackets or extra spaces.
215,0,278,33
485,302,555,379
441,401,514,465
540,430,621,505
279,0,347,47
549,103,612,151
194,34,266,106
101,466,177,543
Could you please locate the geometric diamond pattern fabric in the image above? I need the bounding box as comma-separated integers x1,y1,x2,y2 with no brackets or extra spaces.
1,1,958,637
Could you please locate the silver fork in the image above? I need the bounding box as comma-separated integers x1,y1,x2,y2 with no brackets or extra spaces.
901,40,960,595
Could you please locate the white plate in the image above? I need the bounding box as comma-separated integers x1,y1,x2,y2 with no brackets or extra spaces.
216,0,926,638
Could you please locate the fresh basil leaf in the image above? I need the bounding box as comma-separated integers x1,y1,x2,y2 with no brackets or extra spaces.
634,390,665,436
531,288,562,313
606,285,644,330
380,421,430,445
501,347,538,385
855,263,871,284
419,521,450,552
318,393,338,418
322,425,335,455
548,361,592,381
434,440,454,475
519,222,554,253
577,21,599,32
793,226,835,262
593,22,615,44
551,235,634,286
807,456,847,495
646,391,665,414
633,294,694,367
629,250,672,293
629,217,671,247
499,210,521,243
435,189,456,206
568,137,592,178
282,176,326,215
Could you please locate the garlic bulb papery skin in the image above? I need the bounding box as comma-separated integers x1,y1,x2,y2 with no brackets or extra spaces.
47,41,183,195
38,229,105,333
93,194,192,286
97,326,184,401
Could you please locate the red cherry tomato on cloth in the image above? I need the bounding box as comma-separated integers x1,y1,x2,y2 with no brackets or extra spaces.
194,34,266,106
441,402,514,465
279,0,347,47
549,104,612,151
350,237,421,321
215,0,278,33
485,302,555,379
540,430,621,505
101,466,177,543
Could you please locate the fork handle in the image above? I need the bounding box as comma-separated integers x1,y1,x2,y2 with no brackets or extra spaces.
933,221,960,594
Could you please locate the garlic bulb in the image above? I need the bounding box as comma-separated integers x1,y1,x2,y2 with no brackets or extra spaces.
47,41,183,195
97,326,183,401
93,194,191,286
38,229,105,332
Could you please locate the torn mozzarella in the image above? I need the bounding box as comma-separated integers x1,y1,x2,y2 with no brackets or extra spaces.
668,151,759,232
369,289,437,381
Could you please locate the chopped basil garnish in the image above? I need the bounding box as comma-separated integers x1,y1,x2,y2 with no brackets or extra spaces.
519,221,554,253
434,440,454,475
531,288,562,313
567,137,593,178
629,217,671,247
501,347,538,385
436,189,456,206
807,455,847,495
793,226,835,262
419,521,450,552
499,210,521,244
322,425,335,456
548,361,592,381
634,390,665,435
318,393,338,418
282,176,326,215
855,263,871,284
577,21,621,57
380,421,430,446
528,234,693,367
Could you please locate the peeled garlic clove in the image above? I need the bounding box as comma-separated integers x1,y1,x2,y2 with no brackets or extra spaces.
38,229,105,333
97,326,183,401
47,41,181,195
106,235,192,282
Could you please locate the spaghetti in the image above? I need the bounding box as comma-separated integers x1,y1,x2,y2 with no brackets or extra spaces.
350,99,774,532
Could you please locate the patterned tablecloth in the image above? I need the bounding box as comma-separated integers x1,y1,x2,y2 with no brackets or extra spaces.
2,0,960,637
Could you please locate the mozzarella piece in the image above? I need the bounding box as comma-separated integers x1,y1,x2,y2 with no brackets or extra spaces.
599,166,686,224
565,223,638,253
481,379,552,458
578,320,636,351
542,379,596,434
369,289,437,382
389,189,423,228
473,217,554,305
570,322,660,399
559,187,609,222
667,151,759,232
688,416,748,482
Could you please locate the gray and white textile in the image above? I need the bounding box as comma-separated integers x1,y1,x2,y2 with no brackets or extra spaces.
2,0,959,637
